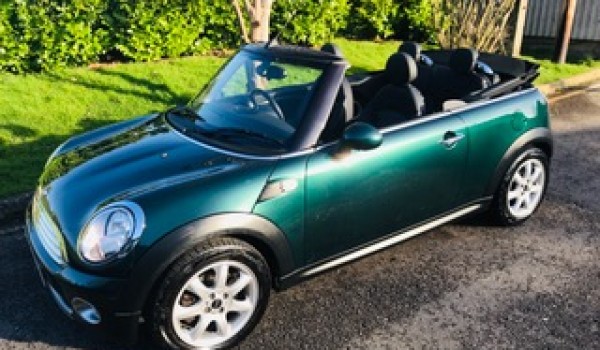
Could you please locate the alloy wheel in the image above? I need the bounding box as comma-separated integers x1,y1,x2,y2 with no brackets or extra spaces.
506,158,546,219
171,260,259,348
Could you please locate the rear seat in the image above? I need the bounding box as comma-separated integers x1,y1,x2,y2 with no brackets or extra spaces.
398,44,491,113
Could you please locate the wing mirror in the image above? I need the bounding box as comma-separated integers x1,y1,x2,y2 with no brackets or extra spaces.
341,122,382,151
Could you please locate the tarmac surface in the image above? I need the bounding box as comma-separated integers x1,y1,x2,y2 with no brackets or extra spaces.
0,87,599,349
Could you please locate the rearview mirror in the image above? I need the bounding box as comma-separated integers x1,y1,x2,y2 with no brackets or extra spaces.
257,64,287,80
342,122,382,151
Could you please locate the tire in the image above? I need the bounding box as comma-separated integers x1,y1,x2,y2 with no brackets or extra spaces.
150,237,271,349
490,147,549,226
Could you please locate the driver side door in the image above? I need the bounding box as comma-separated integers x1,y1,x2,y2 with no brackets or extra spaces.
304,115,468,264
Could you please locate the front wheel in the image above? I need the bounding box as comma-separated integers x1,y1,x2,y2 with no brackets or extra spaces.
490,147,549,226
150,237,271,349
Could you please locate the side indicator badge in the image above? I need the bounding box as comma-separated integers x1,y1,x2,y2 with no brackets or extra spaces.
259,179,298,202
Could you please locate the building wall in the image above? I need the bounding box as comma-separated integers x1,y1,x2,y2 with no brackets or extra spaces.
525,0,600,41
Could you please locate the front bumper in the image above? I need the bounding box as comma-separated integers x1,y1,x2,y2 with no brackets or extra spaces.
25,205,141,344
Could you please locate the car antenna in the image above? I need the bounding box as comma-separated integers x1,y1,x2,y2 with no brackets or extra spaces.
265,9,297,48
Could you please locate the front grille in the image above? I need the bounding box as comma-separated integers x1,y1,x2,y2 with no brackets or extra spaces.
32,194,65,265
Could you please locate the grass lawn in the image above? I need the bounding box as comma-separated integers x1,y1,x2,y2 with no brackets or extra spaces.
525,56,600,85
0,38,598,198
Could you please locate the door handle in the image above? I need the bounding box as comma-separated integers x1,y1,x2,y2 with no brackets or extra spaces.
440,131,464,149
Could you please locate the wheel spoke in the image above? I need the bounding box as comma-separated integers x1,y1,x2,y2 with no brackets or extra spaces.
228,273,251,296
529,167,540,182
508,189,521,201
187,278,212,300
529,191,540,204
513,173,527,187
514,195,525,210
215,314,233,337
524,161,533,177
174,303,204,320
190,315,212,341
229,299,254,313
530,183,544,193
213,264,230,289
520,194,530,209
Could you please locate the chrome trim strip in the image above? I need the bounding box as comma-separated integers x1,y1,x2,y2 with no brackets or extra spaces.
301,204,482,277
32,198,65,265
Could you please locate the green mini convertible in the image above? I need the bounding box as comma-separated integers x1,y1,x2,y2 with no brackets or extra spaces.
27,42,551,349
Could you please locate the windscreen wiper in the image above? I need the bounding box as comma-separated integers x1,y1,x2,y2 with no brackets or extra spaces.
167,105,205,122
198,127,285,147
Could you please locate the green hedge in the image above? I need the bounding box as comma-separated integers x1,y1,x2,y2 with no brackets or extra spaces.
1,0,108,72
272,0,349,45
346,0,435,42
0,0,434,73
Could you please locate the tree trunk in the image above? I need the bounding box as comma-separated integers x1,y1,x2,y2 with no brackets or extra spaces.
250,0,273,42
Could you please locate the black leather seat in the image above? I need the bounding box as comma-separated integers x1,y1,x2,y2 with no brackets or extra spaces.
359,53,425,128
447,48,491,94
425,48,491,112
398,41,434,96
398,42,421,62
320,43,354,142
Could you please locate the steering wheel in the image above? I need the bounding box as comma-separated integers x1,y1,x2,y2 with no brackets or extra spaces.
249,89,285,120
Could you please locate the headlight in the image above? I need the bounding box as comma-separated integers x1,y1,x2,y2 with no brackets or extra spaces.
78,202,145,264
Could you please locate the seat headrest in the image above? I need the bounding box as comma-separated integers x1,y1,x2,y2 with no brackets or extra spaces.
449,48,478,74
321,43,343,57
398,42,421,62
385,52,418,86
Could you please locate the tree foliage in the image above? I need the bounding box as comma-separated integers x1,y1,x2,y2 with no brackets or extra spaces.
0,0,516,72
346,0,435,42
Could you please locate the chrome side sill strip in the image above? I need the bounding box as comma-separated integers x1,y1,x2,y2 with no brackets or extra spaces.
301,204,481,278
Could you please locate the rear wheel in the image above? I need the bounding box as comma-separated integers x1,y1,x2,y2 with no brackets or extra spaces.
150,237,271,349
490,147,549,226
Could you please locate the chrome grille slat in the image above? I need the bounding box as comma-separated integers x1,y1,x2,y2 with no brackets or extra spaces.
32,196,65,265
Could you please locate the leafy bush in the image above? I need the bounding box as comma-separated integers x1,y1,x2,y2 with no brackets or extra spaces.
192,0,241,53
348,0,398,40
395,0,436,42
21,0,108,71
0,0,438,72
106,0,212,61
272,0,349,45
345,0,436,42
0,4,29,73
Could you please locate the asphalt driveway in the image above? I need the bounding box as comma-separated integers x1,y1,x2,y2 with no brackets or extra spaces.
0,87,599,349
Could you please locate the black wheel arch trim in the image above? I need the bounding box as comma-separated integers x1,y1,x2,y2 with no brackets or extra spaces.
119,212,295,314
485,127,553,197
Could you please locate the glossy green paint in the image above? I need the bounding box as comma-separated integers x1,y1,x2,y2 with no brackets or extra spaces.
252,155,308,266
341,122,383,150
455,89,549,203
38,115,275,271
304,114,468,263
26,44,552,347
35,87,549,274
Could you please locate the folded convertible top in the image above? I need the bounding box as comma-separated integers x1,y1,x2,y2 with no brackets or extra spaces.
423,50,539,81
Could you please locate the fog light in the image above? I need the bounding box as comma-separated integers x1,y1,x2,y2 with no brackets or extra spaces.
71,297,101,325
